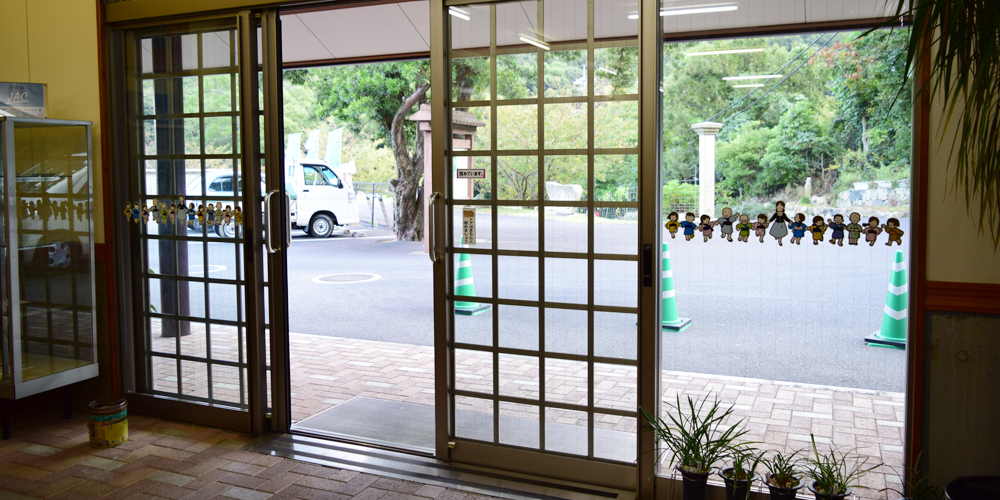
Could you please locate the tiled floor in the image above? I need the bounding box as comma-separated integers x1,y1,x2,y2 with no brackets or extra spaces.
0,412,510,500
147,329,905,499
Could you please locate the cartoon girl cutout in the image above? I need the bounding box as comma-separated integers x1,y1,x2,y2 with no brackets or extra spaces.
233,206,243,226
863,216,882,246
680,212,698,241
716,207,741,242
846,212,863,245
665,212,680,239
697,214,716,242
206,204,216,226
827,214,847,246
169,203,177,223
753,214,769,243
808,215,828,245
768,201,792,246
123,202,133,221
197,204,206,225
141,204,150,223
788,213,808,245
735,214,752,242
882,218,904,246
224,205,233,226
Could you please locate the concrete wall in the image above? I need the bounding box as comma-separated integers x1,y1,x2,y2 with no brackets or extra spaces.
0,0,104,244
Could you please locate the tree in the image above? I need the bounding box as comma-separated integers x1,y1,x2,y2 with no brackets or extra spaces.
294,62,430,240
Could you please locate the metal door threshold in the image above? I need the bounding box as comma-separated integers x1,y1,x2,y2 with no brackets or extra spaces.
246,433,632,500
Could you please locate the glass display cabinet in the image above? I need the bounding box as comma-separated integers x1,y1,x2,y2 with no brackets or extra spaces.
1,117,98,403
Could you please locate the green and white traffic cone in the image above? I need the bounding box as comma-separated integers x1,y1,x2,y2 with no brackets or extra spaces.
455,239,491,316
865,250,907,349
661,243,691,332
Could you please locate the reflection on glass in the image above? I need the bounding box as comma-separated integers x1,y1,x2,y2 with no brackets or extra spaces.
453,57,491,101
11,122,94,381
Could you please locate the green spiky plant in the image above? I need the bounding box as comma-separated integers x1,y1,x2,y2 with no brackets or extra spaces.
724,445,765,481
803,435,881,497
639,395,749,475
880,453,944,500
761,449,803,488
873,1,1000,247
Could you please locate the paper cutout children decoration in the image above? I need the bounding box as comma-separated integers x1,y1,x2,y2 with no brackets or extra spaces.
697,214,716,242
233,206,243,226
736,214,752,242
789,213,807,245
846,212,863,246
123,202,132,221
752,214,768,243
716,207,740,242
680,212,698,241
223,205,232,226
206,204,216,226
768,201,791,246
883,218,904,246
665,212,680,239
808,215,827,245
197,204,206,225
187,203,196,227
863,216,882,246
828,214,847,246
142,204,150,223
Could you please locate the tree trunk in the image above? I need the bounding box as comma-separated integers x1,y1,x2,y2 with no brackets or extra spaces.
390,83,430,241
861,115,869,155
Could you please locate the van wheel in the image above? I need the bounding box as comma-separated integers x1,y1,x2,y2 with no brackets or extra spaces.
309,214,334,238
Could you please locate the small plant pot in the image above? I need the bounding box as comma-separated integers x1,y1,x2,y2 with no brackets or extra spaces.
718,468,758,500
765,474,804,500
677,466,712,500
807,480,852,500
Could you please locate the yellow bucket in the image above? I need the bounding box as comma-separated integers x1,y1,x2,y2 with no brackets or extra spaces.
87,398,128,448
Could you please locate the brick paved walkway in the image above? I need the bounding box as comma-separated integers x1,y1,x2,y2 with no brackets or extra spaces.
149,329,905,499
0,412,511,500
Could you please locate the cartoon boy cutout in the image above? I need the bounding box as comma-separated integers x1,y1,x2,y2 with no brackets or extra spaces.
846,212,863,245
187,203,196,227
665,212,680,239
735,214,752,242
827,214,847,246
680,212,698,241
197,204,206,225
716,207,741,242
233,206,243,226
788,213,808,245
808,215,828,245
863,216,882,246
882,218,904,246
206,204,216,226
124,202,133,221
697,214,716,242
752,214,769,243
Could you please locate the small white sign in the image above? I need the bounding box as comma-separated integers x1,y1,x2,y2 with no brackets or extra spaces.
456,168,486,179
462,207,476,246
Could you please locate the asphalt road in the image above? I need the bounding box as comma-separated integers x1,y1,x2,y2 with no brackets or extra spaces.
148,210,909,393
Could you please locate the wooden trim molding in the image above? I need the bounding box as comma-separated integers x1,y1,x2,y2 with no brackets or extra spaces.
924,281,1000,315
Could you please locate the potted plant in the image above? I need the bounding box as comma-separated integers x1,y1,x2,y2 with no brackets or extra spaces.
719,445,764,500
761,449,805,500
881,453,943,500
640,395,749,500
803,435,881,500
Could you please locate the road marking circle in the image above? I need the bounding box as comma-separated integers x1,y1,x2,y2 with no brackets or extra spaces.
312,273,382,284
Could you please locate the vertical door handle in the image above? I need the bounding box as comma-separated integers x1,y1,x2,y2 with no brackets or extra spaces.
284,191,292,248
428,192,442,263
642,243,653,287
264,189,278,254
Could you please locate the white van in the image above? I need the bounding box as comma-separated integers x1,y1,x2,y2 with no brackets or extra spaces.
286,158,360,237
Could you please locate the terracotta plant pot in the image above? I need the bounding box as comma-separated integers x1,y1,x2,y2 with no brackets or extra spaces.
718,467,758,500
677,465,713,500
807,480,852,500
765,473,804,500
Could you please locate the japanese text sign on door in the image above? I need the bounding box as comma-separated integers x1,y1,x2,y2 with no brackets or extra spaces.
462,207,476,246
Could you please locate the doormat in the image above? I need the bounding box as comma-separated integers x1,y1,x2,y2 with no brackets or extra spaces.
292,396,635,463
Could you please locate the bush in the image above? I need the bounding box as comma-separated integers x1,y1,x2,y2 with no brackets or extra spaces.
663,180,698,213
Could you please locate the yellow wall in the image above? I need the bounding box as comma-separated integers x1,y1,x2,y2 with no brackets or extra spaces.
0,0,104,244
925,96,1000,283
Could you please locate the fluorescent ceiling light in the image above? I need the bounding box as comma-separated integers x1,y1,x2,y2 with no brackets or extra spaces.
627,3,738,19
449,7,470,20
686,48,765,56
519,35,550,51
722,74,783,80
732,83,765,88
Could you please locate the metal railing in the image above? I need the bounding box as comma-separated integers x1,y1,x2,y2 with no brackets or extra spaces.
354,182,395,230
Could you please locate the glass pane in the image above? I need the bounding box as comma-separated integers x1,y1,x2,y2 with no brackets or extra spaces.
456,396,493,442
499,305,538,350
545,359,587,405
545,408,588,456
499,401,539,448
498,256,538,300
594,413,636,463
544,50,587,97
499,353,539,399
453,57,490,101
594,101,638,148
455,349,493,394
545,103,587,150
544,258,587,305
594,47,638,95
13,122,94,380
498,157,538,200
497,53,537,99
544,308,587,356
497,106,537,150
